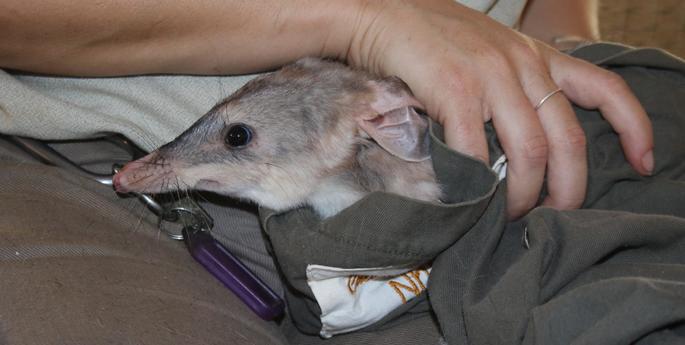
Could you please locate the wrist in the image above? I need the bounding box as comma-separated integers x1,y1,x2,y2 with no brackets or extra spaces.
194,0,364,74
219,0,373,72
325,0,389,70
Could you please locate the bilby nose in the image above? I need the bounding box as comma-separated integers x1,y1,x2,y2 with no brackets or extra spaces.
112,162,139,193
111,150,176,194
111,156,154,193
112,171,127,193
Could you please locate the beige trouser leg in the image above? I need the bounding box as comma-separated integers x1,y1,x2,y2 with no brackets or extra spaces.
0,143,287,345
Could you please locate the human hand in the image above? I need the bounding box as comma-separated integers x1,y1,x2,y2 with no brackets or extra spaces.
345,0,653,219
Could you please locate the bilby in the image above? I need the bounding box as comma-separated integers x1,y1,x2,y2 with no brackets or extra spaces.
113,58,442,218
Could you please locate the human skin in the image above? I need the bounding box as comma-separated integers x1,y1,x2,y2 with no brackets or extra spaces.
0,0,653,219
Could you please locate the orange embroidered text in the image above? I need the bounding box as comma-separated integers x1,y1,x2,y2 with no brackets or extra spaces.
388,269,428,303
347,275,373,294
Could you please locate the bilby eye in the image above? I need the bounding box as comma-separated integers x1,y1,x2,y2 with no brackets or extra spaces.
225,123,253,148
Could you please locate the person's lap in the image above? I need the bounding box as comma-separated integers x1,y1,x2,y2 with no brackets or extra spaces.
0,137,444,344
0,139,290,344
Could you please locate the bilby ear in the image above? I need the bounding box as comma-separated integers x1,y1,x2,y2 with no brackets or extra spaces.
363,77,424,119
358,77,430,161
358,107,431,162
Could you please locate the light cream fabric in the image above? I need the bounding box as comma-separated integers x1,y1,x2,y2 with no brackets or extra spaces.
0,0,526,151
0,73,256,151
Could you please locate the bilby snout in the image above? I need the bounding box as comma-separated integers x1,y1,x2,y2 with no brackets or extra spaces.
113,153,165,194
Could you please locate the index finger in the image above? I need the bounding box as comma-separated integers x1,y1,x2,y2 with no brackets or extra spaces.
418,70,490,164
549,54,654,175
441,105,490,164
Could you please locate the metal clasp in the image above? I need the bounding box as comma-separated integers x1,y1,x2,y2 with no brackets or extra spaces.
10,135,214,241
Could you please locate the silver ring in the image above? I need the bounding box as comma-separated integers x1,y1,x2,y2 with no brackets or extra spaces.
534,88,563,110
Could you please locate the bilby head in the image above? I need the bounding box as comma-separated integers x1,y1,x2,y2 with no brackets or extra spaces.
113,58,438,217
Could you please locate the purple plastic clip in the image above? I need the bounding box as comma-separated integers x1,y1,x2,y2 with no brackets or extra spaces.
183,228,284,320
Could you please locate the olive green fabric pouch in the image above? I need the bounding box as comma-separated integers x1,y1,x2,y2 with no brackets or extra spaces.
259,44,685,344
260,121,503,336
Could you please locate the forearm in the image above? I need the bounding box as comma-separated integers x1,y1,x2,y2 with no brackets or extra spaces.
518,0,599,46
0,0,360,76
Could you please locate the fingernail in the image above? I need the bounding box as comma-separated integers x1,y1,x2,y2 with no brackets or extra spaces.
641,150,654,175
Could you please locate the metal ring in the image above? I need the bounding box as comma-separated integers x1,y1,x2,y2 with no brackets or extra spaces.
534,88,563,110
